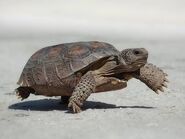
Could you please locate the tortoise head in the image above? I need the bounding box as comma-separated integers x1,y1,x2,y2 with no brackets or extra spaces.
121,48,148,71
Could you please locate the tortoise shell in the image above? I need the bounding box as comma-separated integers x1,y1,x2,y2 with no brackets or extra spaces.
17,41,120,87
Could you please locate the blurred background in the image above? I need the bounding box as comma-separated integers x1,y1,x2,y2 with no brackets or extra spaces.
0,0,185,42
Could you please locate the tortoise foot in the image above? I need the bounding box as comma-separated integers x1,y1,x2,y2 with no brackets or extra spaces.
68,100,82,113
15,87,34,100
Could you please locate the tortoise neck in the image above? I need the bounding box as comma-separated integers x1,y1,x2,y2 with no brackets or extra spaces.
118,54,127,65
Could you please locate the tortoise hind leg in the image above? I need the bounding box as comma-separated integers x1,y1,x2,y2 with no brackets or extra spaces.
16,87,35,100
60,96,70,104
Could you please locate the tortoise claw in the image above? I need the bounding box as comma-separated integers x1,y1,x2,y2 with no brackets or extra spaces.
72,103,82,113
159,87,164,92
164,78,169,83
16,90,24,101
163,83,168,88
155,90,159,94
17,95,22,99
134,63,169,94
16,91,22,99
68,100,82,113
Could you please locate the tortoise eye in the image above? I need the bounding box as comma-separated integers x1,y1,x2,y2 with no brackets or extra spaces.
134,50,140,55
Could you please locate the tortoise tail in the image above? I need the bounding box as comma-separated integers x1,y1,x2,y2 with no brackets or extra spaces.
15,87,35,100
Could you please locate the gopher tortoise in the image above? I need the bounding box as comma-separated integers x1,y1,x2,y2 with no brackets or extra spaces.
16,41,168,113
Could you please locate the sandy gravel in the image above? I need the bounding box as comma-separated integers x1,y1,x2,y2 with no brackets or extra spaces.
0,39,185,139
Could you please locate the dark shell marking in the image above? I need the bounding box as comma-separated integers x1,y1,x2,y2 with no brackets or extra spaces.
17,41,120,87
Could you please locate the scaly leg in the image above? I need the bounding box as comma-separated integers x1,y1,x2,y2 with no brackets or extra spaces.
68,71,96,113
133,63,168,94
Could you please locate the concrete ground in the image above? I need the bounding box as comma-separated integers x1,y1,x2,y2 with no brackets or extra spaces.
0,39,185,139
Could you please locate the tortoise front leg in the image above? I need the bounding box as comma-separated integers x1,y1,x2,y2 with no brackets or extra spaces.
68,71,96,113
133,63,169,94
